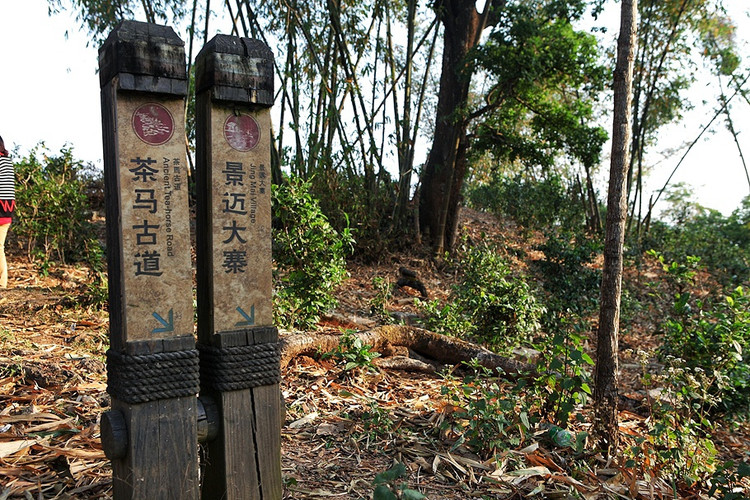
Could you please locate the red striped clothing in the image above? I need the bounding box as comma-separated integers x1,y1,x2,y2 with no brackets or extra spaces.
0,154,14,224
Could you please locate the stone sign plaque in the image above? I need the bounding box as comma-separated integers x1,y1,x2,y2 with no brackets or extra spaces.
205,105,272,332
116,95,193,342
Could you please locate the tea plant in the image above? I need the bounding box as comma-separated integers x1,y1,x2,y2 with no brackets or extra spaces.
533,230,602,318
360,398,397,441
417,298,473,338
626,355,722,484
78,237,108,309
370,276,393,323
321,329,380,374
532,322,594,427
272,175,354,329
646,249,700,293
13,145,100,263
642,197,750,284
440,361,532,458
467,173,584,233
709,461,750,500
660,285,750,416
420,241,544,353
371,462,425,500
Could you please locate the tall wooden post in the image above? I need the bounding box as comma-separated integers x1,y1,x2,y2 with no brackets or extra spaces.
98,21,199,498
194,35,281,499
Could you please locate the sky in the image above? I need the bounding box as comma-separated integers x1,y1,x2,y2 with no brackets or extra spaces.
0,0,748,216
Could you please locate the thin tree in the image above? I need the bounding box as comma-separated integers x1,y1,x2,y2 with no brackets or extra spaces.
626,0,742,239
594,0,637,455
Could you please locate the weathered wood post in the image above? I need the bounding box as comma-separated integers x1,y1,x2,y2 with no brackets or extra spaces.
98,21,200,498
194,35,281,499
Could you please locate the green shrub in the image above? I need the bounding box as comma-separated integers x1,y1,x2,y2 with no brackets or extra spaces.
78,237,109,309
417,298,474,339
533,230,602,318
272,175,354,329
457,243,543,349
371,463,425,500
642,197,750,284
12,145,101,264
531,322,594,427
360,398,397,441
420,242,544,352
321,329,380,374
369,276,393,323
628,350,722,484
709,461,750,500
661,285,750,416
308,170,398,262
440,362,532,458
648,251,750,416
468,173,584,232
438,356,589,467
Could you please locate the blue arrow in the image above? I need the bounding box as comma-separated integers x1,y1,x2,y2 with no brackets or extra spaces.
152,309,174,333
236,305,255,327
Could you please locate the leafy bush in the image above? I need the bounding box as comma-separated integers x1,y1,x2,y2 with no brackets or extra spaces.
272,175,354,329
646,251,749,416
360,398,397,441
531,324,594,427
371,462,425,500
628,350,722,484
420,241,544,352
78,237,108,309
456,243,543,348
629,381,719,483
439,356,589,465
533,230,602,318
440,362,532,458
369,276,394,323
12,145,101,264
308,170,398,262
417,298,474,339
642,196,750,284
709,461,750,500
321,329,380,374
467,173,584,233
660,285,750,416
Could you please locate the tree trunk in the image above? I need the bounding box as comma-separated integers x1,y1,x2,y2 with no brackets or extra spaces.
279,325,531,376
419,0,497,255
594,0,637,456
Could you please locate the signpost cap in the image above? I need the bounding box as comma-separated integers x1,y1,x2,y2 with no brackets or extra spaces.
98,20,187,95
196,35,274,107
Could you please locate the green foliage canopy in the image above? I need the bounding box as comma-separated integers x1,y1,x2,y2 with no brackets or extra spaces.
470,0,608,172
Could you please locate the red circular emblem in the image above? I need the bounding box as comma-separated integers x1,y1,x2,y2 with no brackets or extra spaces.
224,114,260,152
132,103,175,146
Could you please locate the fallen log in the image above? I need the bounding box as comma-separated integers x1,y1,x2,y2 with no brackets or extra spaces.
279,325,531,375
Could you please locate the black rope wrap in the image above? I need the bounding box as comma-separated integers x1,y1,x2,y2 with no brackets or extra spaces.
106,349,200,404
198,342,281,391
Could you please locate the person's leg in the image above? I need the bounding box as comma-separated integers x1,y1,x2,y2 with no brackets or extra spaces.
0,223,9,288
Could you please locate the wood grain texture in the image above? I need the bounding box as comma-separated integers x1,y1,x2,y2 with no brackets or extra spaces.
111,399,199,498
251,327,282,499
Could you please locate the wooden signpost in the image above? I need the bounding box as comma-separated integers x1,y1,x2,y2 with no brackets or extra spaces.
194,36,281,499
98,21,200,498
99,21,280,499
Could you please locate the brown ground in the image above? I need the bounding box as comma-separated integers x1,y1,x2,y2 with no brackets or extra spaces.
0,209,748,498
